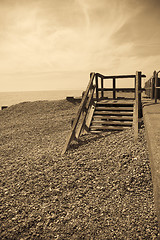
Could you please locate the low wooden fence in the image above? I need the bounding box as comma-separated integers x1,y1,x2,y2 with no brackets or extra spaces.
95,73,145,101
145,71,160,103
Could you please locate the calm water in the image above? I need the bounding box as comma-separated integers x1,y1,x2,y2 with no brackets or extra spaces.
0,90,83,107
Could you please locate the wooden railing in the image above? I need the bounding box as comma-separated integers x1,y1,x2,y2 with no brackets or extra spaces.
145,70,160,103
95,73,145,100
62,72,96,154
62,71,146,153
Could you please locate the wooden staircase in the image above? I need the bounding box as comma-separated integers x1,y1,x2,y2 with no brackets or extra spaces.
62,71,145,154
90,101,134,133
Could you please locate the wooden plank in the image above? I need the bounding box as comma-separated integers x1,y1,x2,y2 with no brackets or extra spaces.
95,74,98,100
95,107,133,111
94,111,133,116
83,104,96,134
75,86,96,138
113,78,116,99
62,72,95,154
90,125,130,130
91,120,132,126
96,73,146,79
93,115,133,120
138,72,142,118
134,71,141,141
96,102,134,106
101,77,104,98
97,88,135,92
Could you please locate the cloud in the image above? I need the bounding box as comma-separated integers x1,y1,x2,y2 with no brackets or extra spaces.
112,0,160,57
0,0,160,91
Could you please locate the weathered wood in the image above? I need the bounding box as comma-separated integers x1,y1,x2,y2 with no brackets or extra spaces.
94,111,133,116
134,71,141,141
75,85,96,138
113,78,116,99
62,72,95,154
92,120,132,126
95,74,99,100
101,77,104,98
96,102,134,106
97,88,137,92
63,70,146,153
95,107,133,111
155,72,158,103
93,115,133,121
138,72,142,118
83,104,96,134
90,125,130,130
151,71,156,99
96,73,146,79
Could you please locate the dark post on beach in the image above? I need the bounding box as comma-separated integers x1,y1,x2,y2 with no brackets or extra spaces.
134,71,141,141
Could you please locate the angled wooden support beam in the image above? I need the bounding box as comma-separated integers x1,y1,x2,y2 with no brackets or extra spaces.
75,85,96,139
62,72,95,154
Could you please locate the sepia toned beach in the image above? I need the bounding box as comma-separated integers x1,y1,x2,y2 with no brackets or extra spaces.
0,99,158,239
1,0,160,238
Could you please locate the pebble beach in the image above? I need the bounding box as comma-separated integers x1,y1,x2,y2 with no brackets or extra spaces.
0,99,159,239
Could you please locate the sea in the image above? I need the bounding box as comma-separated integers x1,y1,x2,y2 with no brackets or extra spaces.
0,90,83,107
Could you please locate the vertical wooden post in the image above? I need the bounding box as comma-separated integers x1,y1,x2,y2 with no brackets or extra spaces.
138,72,142,118
113,77,116,99
134,71,141,141
155,72,158,103
101,77,104,98
151,71,156,99
134,77,136,99
95,74,99,101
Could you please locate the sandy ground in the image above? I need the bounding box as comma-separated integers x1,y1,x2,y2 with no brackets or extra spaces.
0,99,158,239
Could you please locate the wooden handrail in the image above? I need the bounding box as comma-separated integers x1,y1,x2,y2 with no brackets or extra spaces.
97,88,145,92
62,72,95,154
96,73,146,79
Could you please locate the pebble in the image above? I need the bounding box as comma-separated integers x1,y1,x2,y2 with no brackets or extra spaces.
0,100,159,239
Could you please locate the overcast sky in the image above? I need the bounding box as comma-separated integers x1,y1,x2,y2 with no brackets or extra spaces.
0,0,160,91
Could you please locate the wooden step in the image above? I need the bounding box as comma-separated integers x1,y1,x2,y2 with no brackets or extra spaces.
95,107,133,111
96,102,134,107
90,125,130,131
91,120,132,126
94,111,133,116
93,115,133,121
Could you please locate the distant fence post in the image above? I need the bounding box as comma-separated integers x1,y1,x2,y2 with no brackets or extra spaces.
134,71,141,141
151,71,156,99
155,71,158,103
